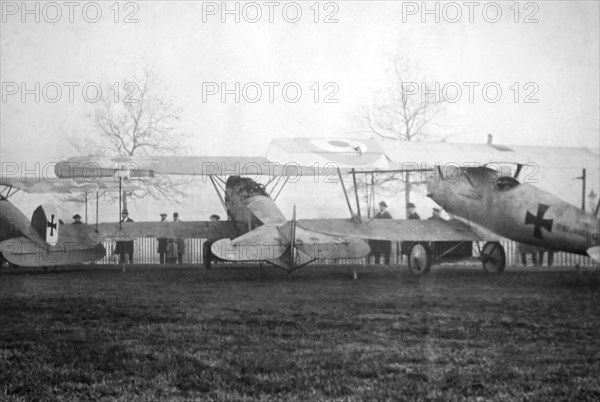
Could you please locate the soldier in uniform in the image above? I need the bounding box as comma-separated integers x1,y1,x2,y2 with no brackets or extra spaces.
157,213,168,264
72,214,83,224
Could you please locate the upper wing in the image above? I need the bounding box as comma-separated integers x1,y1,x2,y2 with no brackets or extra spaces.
267,138,600,170
0,177,143,194
297,218,504,242
61,221,238,242
55,155,331,178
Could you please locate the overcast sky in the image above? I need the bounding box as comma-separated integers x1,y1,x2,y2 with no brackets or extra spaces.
1,1,599,220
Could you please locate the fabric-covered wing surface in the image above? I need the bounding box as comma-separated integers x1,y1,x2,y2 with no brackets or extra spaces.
297,218,502,242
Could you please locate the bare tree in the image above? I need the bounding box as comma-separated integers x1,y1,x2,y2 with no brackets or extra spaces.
361,59,446,216
68,67,193,212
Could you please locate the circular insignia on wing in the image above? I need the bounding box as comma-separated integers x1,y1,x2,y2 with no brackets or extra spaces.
310,139,368,154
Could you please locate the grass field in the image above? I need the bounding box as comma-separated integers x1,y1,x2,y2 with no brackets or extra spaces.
1,263,599,401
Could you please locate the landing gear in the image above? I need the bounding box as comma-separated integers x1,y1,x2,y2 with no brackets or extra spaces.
42,265,57,273
203,241,213,269
481,242,506,273
408,242,432,275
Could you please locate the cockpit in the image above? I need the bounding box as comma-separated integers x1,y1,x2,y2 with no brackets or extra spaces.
495,176,520,191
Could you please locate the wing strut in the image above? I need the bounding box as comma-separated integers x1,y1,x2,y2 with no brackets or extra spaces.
95,192,99,233
351,169,361,220
337,168,355,219
514,163,523,179
272,176,290,202
0,185,20,199
209,175,236,225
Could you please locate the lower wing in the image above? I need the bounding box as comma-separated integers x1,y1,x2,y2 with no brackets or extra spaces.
62,221,239,242
296,218,504,242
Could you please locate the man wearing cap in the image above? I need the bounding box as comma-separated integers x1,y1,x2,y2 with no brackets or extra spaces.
370,201,393,265
72,214,83,224
401,202,421,257
157,213,168,264
173,212,185,264
407,203,420,220
115,209,134,264
428,208,444,221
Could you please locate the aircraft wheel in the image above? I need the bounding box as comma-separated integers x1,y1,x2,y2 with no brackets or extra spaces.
203,241,213,270
481,242,506,273
408,242,432,275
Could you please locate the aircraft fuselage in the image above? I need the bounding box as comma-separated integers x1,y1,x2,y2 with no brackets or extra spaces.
427,167,600,255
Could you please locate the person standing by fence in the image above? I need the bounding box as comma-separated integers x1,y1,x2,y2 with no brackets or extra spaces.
173,212,185,264
157,213,168,264
115,209,134,264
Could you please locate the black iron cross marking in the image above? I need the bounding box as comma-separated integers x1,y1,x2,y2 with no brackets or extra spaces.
47,215,57,236
525,204,553,239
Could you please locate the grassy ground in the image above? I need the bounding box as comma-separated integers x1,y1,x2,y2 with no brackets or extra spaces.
1,263,599,401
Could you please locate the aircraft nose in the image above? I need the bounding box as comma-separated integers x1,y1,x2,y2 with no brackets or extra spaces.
425,175,442,201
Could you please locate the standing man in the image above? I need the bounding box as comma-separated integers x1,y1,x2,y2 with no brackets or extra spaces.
371,201,393,265
407,203,420,220
401,202,421,258
116,209,135,264
173,212,185,264
157,213,168,264
428,208,444,221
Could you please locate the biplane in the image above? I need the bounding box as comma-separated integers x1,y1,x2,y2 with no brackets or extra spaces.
266,137,600,270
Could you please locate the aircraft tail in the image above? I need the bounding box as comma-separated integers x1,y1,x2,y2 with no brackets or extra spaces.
587,246,600,263
30,204,60,246
0,237,105,267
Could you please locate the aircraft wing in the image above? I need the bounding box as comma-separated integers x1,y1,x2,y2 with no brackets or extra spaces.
55,155,334,178
0,176,143,194
61,221,238,242
267,138,600,170
296,218,504,242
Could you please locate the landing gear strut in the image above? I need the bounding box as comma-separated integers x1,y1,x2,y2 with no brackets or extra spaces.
480,241,506,273
203,241,214,269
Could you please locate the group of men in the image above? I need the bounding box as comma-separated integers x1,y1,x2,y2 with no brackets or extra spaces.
113,210,186,264
369,201,444,265
70,211,135,264
157,212,186,264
